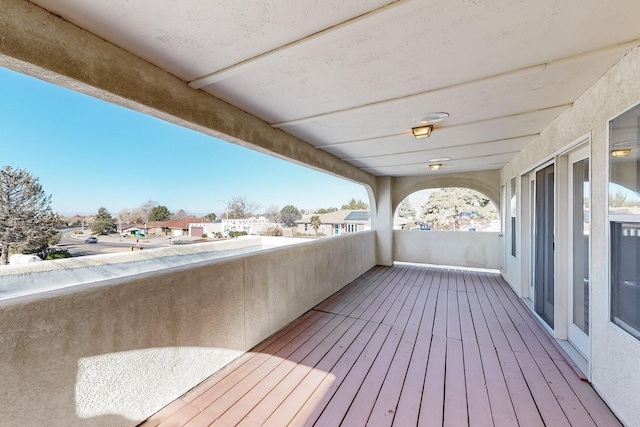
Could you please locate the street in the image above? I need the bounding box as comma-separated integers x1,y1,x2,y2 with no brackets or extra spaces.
56,227,173,257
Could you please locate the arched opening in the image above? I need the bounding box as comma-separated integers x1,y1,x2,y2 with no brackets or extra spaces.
394,187,499,232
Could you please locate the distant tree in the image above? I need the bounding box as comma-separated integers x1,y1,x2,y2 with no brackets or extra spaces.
609,190,640,208
398,198,417,219
171,209,191,220
310,215,321,235
420,188,497,231
129,199,157,224
24,232,62,260
118,208,134,223
263,204,282,223
316,207,338,214
204,212,217,221
280,205,301,226
0,166,59,264
91,207,116,235
341,198,369,210
149,205,171,222
227,196,261,219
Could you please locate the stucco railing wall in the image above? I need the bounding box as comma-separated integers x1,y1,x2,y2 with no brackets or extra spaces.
393,230,501,269
0,232,376,427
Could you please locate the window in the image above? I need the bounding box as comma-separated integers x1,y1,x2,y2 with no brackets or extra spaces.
609,103,640,339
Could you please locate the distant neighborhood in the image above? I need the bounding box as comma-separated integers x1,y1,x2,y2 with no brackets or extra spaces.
84,209,372,241
2,164,500,267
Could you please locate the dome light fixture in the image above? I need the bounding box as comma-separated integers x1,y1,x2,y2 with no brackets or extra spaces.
611,149,631,158
411,112,449,139
429,164,442,171
412,112,450,125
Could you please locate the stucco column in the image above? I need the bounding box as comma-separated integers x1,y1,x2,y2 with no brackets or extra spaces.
373,176,393,266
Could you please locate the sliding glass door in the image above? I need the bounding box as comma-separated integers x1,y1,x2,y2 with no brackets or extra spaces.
534,164,555,328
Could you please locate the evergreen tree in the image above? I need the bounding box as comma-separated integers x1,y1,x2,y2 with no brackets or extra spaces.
91,207,116,235
149,205,171,222
316,207,338,214
280,205,301,226
420,188,497,230
341,198,369,210
0,166,59,264
398,198,417,219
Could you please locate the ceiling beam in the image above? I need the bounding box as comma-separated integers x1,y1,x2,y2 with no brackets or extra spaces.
270,41,638,129
188,0,429,89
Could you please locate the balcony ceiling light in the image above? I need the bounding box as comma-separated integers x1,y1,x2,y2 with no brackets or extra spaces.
611,149,631,157
429,164,442,171
412,112,449,125
412,125,433,139
411,112,449,139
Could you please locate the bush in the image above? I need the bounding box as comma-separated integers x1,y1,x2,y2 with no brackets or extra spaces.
200,233,208,238
229,231,248,238
46,250,72,260
260,227,283,236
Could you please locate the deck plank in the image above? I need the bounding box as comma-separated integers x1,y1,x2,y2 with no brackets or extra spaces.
443,338,468,427
393,284,438,426
141,264,620,427
367,285,429,426
458,290,493,427
309,323,392,426
236,316,357,426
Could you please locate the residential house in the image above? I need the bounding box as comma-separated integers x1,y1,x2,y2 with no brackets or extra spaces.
296,210,370,235
190,217,279,237
3,2,640,425
147,218,211,237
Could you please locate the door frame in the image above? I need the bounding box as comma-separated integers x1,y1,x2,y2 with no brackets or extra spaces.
567,146,590,359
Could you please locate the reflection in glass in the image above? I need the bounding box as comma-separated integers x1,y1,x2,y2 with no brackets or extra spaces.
609,104,640,215
572,159,589,335
610,103,640,339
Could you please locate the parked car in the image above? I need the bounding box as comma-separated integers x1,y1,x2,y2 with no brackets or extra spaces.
85,236,98,244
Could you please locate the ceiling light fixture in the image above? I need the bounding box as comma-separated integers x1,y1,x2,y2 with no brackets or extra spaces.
429,164,442,171
413,112,450,125
429,157,451,162
412,125,433,139
611,149,631,158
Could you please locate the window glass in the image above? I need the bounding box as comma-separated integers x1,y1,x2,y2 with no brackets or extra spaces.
609,103,640,215
610,103,640,338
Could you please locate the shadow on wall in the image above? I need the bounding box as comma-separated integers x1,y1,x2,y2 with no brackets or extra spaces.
0,232,377,426
0,258,248,427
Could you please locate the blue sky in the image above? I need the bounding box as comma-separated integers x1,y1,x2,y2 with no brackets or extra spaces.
0,66,369,217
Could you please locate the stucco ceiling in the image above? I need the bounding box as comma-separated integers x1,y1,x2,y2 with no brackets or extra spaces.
29,0,640,176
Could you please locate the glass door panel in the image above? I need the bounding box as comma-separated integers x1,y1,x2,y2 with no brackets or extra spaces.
569,156,590,357
534,164,555,328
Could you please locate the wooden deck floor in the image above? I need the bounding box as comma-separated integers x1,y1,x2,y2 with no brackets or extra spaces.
141,264,621,427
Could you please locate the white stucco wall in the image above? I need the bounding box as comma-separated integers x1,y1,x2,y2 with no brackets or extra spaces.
393,230,501,270
500,45,640,426
0,232,376,427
